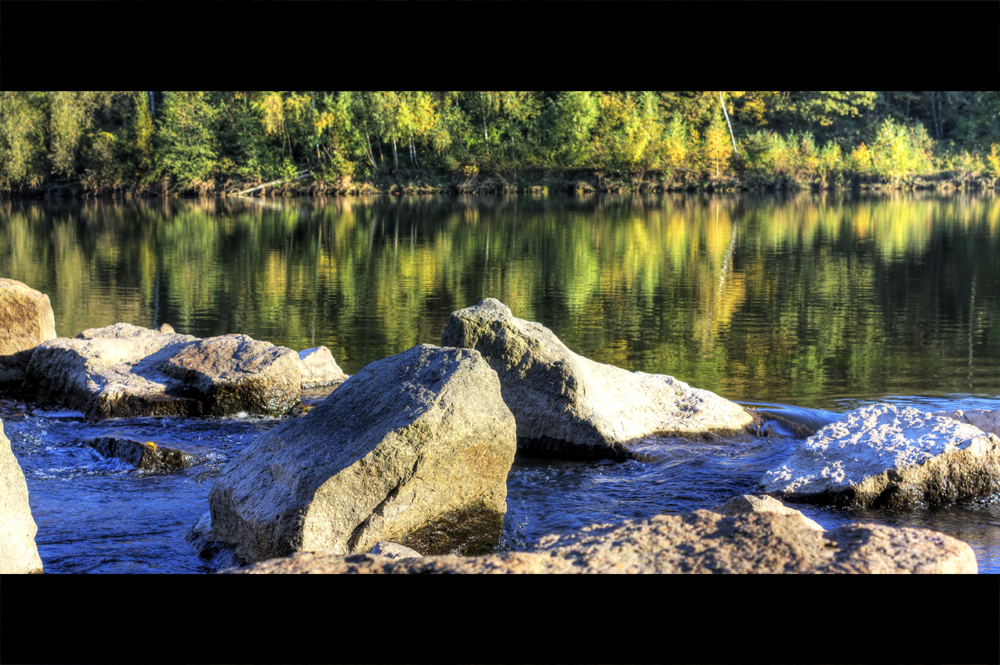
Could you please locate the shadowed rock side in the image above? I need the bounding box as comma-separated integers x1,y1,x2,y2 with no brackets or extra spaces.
23,323,302,420
207,344,516,565
0,278,57,386
441,298,756,461
760,403,1000,507
0,418,44,573
220,509,976,574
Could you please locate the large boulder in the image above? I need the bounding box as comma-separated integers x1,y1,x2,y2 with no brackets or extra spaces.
0,418,44,573
759,403,1000,507
207,343,516,565
23,323,301,420
220,509,976,574
0,278,57,386
441,298,755,461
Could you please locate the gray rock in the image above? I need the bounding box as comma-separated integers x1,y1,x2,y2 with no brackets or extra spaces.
759,403,1000,507
220,509,976,574
0,278,57,386
23,324,301,420
440,298,755,461
159,334,301,416
712,494,824,531
298,346,349,389
0,418,44,573
84,436,193,472
933,408,1000,439
370,541,422,559
208,343,516,564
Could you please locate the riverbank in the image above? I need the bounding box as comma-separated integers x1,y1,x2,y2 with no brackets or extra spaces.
6,166,999,200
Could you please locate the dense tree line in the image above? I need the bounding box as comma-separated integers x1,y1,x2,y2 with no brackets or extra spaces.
1,91,998,194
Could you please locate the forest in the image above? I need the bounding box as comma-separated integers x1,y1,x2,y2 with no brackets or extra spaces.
1,91,998,197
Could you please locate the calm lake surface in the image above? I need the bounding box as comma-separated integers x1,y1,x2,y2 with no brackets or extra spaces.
1,192,999,573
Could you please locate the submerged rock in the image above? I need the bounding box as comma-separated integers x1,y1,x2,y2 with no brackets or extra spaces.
23,323,301,420
759,403,1000,507
84,436,193,472
207,343,516,565
712,494,824,531
441,298,755,461
220,509,976,574
0,418,44,573
0,278,57,387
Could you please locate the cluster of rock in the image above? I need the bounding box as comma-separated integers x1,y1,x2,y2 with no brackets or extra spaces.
22,323,348,421
1,277,996,575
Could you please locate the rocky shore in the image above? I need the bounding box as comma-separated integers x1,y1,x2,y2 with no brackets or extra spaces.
1,277,996,574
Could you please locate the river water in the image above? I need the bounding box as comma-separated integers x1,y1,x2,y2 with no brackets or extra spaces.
1,191,998,573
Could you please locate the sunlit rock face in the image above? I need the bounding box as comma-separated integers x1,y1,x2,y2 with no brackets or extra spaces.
759,403,1000,507
0,278,57,386
0,418,44,574
441,298,756,461
221,508,978,574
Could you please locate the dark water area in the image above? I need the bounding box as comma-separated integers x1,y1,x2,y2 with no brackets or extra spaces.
2,191,999,573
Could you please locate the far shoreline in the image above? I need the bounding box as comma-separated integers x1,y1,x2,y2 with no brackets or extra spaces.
5,166,999,201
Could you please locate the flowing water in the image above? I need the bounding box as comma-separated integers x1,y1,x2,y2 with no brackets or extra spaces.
1,191,999,573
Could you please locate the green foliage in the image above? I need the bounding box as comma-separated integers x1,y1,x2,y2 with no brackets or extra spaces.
0,92,47,189
740,130,792,176
986,143,1000,179
591,92,662,173
701,108,732,177
3,91,999,194
817,141,843,179
663,115,689,170
82,131,126,191
540,91,599,167
156,92,219,189
131,93,156,180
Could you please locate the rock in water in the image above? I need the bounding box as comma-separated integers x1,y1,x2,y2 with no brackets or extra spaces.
159,334,301,416
23,324,301,420
0,278,57,386
712,494,825,531
0,418,44,573
441,298,755,461
759,403,1000,507
84,436,193,472
298,346,349,389
208,344,516,564
221,509,976,574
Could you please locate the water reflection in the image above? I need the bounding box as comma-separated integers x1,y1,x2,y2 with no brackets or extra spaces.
2,192,997,406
